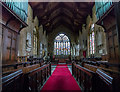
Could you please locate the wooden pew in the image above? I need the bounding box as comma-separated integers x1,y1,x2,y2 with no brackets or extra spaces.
81,60,120,71
2,58,46,76
82,61,120,78
72,62,97,92
2,62,31,76
22,64,40,73
97,61,120,71
23,63,51,92
98,68,120,92
84,63,98,72
96,69,113,92
17,56,27,63
28,58,45,67
75,61,120,92
2,62,51,92
2,70,23,92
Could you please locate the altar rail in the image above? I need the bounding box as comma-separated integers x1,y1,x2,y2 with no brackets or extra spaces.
2,62,51,92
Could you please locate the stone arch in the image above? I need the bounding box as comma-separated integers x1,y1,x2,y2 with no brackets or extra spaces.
53,32,71,43
95,24,107,55
54,33,70,56
47,25,79,55
87,23,107,57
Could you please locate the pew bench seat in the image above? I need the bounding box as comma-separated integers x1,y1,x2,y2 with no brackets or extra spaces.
22,64,40,74
84,63,98,72
2,64,40,76
2,63,51,92
72,63,96,92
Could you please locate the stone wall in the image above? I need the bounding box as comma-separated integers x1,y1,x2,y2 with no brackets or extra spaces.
18,4,108,59
18,4,48,58
38,25,48,57
78,5,107,58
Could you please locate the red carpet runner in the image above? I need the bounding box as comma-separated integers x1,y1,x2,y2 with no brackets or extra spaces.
41,64,81,92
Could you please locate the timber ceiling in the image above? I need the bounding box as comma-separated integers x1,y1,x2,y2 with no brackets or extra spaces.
29,2,94,34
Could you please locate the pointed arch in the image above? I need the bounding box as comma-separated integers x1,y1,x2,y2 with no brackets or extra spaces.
54,34,70,56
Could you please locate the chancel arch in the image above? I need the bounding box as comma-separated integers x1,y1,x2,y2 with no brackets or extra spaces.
47,25,78,56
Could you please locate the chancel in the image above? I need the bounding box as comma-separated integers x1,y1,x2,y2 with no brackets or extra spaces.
1,0,120,92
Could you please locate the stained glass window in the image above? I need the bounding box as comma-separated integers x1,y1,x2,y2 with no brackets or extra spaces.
66,42,68,55
54,42,56,55
40,43,42,58
68,42,70,55
64,42,66,55
57,42,58,55
33,28,37,55
54,34,70,55
90,24,95,55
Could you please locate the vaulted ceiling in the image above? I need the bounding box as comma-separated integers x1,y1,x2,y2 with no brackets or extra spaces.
29,2,94,34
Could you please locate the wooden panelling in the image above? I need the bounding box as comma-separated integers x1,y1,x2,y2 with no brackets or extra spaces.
96,6,120,64
1,1,28,65
115,47,119,59
12,39,16,48
2,25,18,64
106,23,118,62
111,48,114,59
109,37,113,47
114,35,118,46
109,31,112,37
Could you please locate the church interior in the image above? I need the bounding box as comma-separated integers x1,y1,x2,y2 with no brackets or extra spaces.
0,0,120,92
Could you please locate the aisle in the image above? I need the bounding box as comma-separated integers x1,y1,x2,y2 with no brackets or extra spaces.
41,64,81,92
